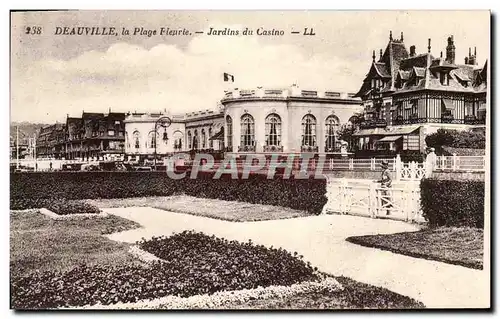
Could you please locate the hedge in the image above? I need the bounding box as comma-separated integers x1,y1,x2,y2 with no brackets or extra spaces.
420,178,484,228
10,172,327,215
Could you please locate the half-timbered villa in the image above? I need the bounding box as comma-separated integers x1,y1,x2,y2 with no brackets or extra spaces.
354,31,487,156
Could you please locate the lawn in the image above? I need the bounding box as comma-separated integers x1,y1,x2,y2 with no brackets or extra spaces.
10,210,142,276
11,209,425,309
82,195,310,222
346,227,483,269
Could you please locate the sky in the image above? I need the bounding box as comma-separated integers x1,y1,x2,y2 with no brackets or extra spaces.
10,10,490,123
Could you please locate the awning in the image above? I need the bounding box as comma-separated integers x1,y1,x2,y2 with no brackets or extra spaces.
442,99,455,111
376,135,402,143
353,126,419,137
209,128,224,141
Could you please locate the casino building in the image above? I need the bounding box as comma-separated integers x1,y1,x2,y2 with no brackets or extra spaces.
123,85,363,160
353,31,488,156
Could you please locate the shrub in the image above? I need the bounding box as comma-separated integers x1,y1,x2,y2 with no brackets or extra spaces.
11,231,319,309
420,178,484,228
425,128,486,151
10,172,327,215
46,200,100,215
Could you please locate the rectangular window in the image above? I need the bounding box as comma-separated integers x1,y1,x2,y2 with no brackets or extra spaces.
440,73,449,86
108,130,115,136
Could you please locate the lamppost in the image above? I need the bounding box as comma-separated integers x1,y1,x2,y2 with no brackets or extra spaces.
153,116,172,170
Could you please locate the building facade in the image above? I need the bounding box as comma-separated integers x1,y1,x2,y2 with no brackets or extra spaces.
222,85,363,154
36,112,126,160
354,31,488,156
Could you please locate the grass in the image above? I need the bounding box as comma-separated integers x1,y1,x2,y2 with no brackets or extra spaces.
10,210,142,276
225,276,425,309
346,227,483,269
11,209,426,309
81,195,310,222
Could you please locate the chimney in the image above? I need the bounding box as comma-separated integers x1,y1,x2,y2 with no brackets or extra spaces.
400,32,404,41
410,45,416,57
440,51,443,58
445,35,455,64
465,56,469,64
389,31,393,41
428,38,431,53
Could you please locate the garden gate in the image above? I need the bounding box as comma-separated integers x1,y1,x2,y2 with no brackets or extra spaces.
322,177,424,223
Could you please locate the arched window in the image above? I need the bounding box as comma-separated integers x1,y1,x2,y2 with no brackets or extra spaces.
193,130,199,150
301,114,317,146
209,127,213,149
226,115,233,148
148,131,158,149
325,115,339,152
187,131,192,149
240,114,255,147
265,113,281,146
201,129,206,149
133,131,140,149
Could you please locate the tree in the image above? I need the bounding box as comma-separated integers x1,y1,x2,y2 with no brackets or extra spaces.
337,113,363,151
425,128,485,151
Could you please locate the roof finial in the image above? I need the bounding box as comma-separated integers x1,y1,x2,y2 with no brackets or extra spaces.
440,51,443,58
427,38,431,53
379,49,383,60
372,50,376,62
389,31,393,41
469,47,471,57
400,32,404,41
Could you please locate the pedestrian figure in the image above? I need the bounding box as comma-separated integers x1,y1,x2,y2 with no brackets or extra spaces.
49,161,53,171
377,160,392,215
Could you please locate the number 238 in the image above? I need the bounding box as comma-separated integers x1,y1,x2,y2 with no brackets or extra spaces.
25,27,42,35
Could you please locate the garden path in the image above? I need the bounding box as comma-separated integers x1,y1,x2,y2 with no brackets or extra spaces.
105,207,489,309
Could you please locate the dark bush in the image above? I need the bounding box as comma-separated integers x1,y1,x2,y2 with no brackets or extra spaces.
46,200,100,215
420,178,484,228
10,171,327,215
11,231,318,309
425,128,486,151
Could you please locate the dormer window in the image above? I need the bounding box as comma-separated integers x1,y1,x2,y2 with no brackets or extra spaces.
371,78,384,89
440,72,449,86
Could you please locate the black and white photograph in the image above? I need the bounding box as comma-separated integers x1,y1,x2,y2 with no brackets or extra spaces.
9,10,490,310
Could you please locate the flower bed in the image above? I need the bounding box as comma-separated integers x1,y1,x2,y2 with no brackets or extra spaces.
46,200,100,215
74,276,341,310
11,231,319,309
37,200,106,220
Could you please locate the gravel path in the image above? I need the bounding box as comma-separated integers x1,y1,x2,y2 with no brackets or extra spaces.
104,207,489,309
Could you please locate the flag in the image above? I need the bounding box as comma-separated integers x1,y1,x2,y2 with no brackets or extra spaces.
223,72,234,82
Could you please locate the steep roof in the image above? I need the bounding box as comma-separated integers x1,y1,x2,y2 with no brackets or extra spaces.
356,33,487,97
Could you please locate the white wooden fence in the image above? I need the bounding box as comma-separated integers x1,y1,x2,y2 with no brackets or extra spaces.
322,178,424,223
433,155,485,172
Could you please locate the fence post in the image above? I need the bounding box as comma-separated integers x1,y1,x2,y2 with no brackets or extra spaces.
452,153,457,171
395,154,401,181
329,158,333,170
349,158,354,170
425,148,436,177
404,183,411,222
369,182,376,218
